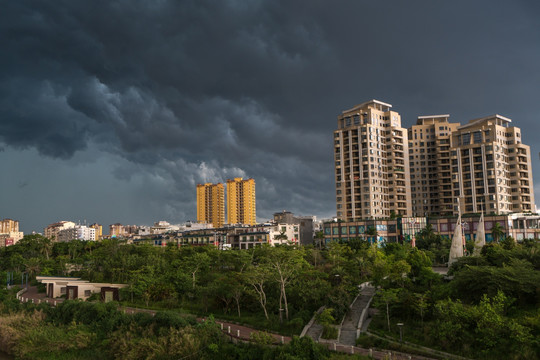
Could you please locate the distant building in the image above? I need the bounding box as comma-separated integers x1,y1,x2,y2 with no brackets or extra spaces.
273,210,315,245
197,183,225,228
109,223,127,238
44,221,76,242
0,218,19,233
57,225,96,242
0,218,23,246
89,223,103,240
227,177,256,225
0,234,15,247
169,222,301,249
151,221,179,234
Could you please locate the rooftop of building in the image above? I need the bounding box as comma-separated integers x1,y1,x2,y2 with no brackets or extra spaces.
342,99,392,114
415,115,451,125
458,114,512,130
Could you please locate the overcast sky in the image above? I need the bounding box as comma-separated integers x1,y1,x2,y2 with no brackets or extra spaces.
1,1,540,234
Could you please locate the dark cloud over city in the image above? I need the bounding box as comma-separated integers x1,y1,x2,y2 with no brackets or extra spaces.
1,1,540,233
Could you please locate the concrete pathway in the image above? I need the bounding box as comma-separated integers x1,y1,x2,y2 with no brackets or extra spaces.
338,284,375,345
17,286,64,306
300,306,324,342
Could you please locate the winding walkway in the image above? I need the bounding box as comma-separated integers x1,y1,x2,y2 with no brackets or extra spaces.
339,284,376,345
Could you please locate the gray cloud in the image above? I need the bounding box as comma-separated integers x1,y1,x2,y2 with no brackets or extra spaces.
1,0,540,232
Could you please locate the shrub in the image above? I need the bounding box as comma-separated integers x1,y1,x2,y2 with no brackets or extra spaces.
250,331,275,345
321,325,338,339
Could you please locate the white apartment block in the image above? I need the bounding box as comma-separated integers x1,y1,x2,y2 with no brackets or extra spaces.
57,225,96,242
44,221,76,242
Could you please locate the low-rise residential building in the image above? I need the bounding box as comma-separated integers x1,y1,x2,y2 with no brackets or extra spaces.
273,211,315,246
429,213,540,242
109,223,128,238
151,221,180,234
0,234,19,247
157,222,302,249
0,218,23,247
57,225,96,242
44,221,76,242
323,213,540,245
324,219,401,244
89,223,103,240
36,276,127,302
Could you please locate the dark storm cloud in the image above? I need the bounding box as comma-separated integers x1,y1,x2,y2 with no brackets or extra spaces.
1,0,540,230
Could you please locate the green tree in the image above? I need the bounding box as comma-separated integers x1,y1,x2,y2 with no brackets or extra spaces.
491,222,505,243
316,308,338,339
38,237,53,260
24,257,42,277
389,259,411,288
379,288,400,331
246,264,271,320
500,236,516,250
182,251,211,290
268,247,306,320
406,248,432,277
365,226,378,243
314,231,325,249
414,292,429,328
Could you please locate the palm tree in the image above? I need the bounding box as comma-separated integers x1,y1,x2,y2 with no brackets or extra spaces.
491,222,504,243
365,226,378,244
39,237,53,260
25,257,41,277
314,231,325,250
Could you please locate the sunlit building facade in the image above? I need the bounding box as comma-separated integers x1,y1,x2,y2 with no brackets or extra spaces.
334,100,411,220
196,183,225,228
408,115,461,216
227,178,256,225
450,115,535,214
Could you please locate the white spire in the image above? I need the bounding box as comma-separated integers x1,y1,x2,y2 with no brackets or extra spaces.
449,215,464,267
473,213,485,256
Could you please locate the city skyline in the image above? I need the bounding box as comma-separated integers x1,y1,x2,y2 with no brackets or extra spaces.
2,1,540,234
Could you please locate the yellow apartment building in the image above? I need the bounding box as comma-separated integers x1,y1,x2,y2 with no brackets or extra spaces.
0,219,19,233
196,183,225,228
227,178,256,225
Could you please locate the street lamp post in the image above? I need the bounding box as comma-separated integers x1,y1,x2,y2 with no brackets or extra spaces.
397,322,404,343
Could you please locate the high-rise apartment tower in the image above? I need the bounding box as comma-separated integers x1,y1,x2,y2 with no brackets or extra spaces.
196,183,225,228
335,100,411,220
227,178,256,225
408,115,461,216
450,115,535,214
